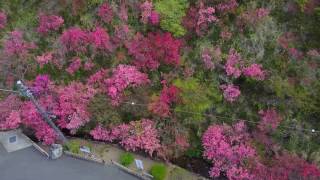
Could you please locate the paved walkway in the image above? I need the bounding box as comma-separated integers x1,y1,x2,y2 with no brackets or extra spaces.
0,144,139,180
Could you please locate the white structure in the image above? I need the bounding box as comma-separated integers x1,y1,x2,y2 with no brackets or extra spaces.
0,129,32,153
135,159,144,170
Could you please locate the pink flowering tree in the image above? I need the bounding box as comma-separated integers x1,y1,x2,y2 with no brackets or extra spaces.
36,52,53,68
91,119,161,156
196,5,218,35
149,84,180,117
37,14,64,35
220,84,241,102
126,32,181,70
66,57,82,75
202,121,256,179
104,64,149,105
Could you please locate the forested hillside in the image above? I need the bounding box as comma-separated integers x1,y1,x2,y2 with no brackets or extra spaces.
0,0,320,179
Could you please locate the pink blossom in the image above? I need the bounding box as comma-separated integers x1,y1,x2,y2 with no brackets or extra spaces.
220,30,232,40
258,109,282,133
118,3,128,22
220,84,241,102
126,32,181,70
224,49,242,78
0,11,7,30
31,74,54,95
307,49,320,58
60,27,89,53
140,1,153,24
104,65,149,105
36,52,53,68
4,30,36,57
149,85,180,117
243,64,266,80
87,69,108,90
0,111,21,130
216,0,238,13
98,2,113,23
66,57,82,75
91,119,161,156
197,7,218,26
20,97,57,144
84,60,95,71
149,11,160,25
202,121,256,179
89,27,113,53
54,82,96,131
37,14,64,35
201,49,214,70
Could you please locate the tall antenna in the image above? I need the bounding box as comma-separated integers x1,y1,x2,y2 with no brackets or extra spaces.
16,80,68,144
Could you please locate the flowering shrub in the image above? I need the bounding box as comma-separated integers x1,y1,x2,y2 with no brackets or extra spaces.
216,0,238,13
196,6,218,35
258,109,282,133
220,84,241,102
89,27,113,53
91,119,161,156
3,30,36,58
126,32,181,70
201,49,215,70
149,85,180,117
36,52,53,68
224,49,242,78
202,121,256,179
97,2,113,23
54,82,96,131
0,11,7,30
20,96,57,144
60,27,89,53
31,74,54,96
243,64,266,81
37,14,64,35
104,65,149,105
66,57,82,75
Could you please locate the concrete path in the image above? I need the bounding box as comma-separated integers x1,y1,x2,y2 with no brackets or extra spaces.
0,144,139,180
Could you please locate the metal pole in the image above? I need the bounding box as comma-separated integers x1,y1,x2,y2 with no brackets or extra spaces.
16,80,68,144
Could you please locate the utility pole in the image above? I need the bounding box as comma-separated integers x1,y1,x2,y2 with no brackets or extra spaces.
16,80,68,144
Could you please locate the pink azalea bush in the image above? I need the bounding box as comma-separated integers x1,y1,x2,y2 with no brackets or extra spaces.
224,49,242,78
91,119,161,156
54,82,96,131
243,64,266,80
104,65,149,105
37,14,64,35
20,96,57,145
36,52,53,68
98,2,113,23
258,109,282,133
202,121,256,179
0,11,7,29
149,85,180,117
216,0,238,13
89,27,113,53
220,84,241,102
3,30,36,57
0,95,22,130
140,1,159,25
201,49,214,70
126,32,181,70
31,74,54,95
66,57,82,75
60,27,89,53
196,6,218,35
